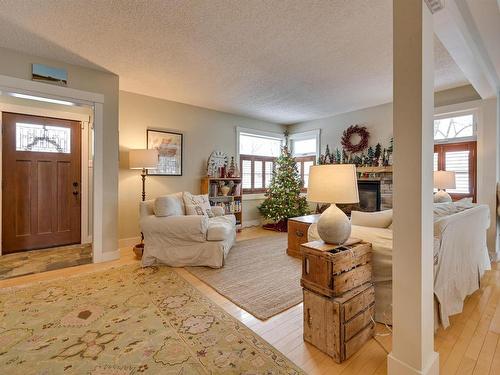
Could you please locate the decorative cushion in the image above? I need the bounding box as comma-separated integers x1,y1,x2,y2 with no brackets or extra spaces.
433,202,457,218
351,210,393,228
154,194,184,217
183,192,213,216
211,206,225,217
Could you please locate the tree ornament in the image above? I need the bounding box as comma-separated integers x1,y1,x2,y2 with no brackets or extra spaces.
341,125,370,154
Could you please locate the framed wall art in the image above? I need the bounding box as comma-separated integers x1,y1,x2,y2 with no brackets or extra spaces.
147,129,183,176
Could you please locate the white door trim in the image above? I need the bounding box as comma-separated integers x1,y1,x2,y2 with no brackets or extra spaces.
0,102,93,247
0,75,106,262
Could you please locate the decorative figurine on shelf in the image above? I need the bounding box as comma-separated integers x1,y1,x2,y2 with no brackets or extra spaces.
227,156,236,177
207,150,228,177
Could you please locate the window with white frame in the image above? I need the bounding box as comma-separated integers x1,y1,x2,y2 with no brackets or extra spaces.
289,130,320,189
238,129,283,194
434,113,476,142
433,111,477,200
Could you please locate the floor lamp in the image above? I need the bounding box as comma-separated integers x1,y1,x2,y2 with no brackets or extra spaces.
129,149,159,257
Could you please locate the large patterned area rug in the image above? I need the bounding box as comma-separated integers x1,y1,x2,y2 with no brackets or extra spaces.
0,264,304,374
186,235,302,320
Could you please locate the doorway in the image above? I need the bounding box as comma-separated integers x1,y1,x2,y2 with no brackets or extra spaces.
2,112,82,254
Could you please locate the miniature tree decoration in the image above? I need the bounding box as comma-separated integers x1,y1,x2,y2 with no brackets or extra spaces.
366,146,375,166
374,143,382,161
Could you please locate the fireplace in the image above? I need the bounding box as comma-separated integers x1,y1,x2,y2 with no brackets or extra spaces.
338,179,381,215
357,180,381,212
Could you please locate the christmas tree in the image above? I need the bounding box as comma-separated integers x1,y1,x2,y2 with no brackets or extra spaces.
259,146,310,230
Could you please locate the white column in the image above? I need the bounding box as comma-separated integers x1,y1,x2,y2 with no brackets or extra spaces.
388,1,439,375
497,92,500,261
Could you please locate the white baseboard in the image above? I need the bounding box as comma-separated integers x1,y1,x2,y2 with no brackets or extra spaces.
242,219,261,228
94,249,120,263
119,236,141,249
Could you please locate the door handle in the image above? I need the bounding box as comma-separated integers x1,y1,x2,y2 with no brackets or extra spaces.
72,182,79,196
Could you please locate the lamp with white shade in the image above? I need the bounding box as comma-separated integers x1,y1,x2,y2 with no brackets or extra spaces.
433,170,456,203
129,149,159,201
307,164,359,244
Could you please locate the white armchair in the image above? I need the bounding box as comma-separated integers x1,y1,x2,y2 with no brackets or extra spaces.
139,193,236,268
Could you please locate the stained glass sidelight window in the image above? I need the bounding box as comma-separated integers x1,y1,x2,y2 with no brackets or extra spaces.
16,123,71,153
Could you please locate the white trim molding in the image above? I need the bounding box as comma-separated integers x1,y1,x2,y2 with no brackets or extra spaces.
289,129,321,160
235,126,285,162
0,74,108,263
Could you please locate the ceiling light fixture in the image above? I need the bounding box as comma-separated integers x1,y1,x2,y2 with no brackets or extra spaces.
8,92,75,106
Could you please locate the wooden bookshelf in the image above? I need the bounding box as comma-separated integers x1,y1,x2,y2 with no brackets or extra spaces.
201,177,243,228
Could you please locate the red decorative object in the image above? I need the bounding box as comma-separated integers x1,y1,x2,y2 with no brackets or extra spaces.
341,125,370,154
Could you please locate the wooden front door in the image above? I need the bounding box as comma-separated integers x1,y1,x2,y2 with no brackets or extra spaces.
2,112,81,254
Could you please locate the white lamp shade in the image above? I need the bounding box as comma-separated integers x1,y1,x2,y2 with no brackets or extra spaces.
307,164,359,204
434,170,456,189
129,149,158,169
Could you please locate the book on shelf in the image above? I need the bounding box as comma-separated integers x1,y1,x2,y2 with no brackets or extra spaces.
211,200,242,214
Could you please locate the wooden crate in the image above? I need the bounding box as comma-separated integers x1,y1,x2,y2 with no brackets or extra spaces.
287,215,319,258
303,283,375,363
301,240,372,297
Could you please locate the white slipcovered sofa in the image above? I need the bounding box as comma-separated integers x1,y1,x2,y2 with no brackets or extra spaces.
308,200,491,329
140,192,236,268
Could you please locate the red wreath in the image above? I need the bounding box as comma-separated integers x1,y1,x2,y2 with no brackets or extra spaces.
341,125,370,153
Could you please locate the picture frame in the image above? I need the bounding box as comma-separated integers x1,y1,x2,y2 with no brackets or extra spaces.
146,129,183,176
32,63,68,86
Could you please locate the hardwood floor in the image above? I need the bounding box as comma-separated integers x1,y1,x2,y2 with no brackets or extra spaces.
1,227,499,375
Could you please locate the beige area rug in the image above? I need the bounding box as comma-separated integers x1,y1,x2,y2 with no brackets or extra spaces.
0,263,304,374
186,235,303,320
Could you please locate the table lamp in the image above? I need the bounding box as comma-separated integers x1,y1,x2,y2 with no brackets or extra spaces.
434,170,456,203
129,149,159,201
307,164,359,244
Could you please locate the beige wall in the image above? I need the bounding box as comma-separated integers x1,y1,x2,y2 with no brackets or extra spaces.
289,102,393,153
119,91,283,240
0,47,119,255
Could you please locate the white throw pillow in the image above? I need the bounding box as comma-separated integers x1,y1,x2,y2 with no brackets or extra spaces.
454,197,474,212
351,210,393,228
433,202,457,218
154,194,184,217
183,192,213,216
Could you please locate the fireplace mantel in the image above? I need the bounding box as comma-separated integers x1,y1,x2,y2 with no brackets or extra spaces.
357,166,393,173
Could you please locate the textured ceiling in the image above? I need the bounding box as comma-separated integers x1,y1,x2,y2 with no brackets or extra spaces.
0,0,469,124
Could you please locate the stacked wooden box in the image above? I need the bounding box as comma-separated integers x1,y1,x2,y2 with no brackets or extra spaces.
300,240,375,363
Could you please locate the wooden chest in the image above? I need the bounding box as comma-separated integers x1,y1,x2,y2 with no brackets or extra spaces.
303,283,375,363
301,240,372,297
287,215,320,258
